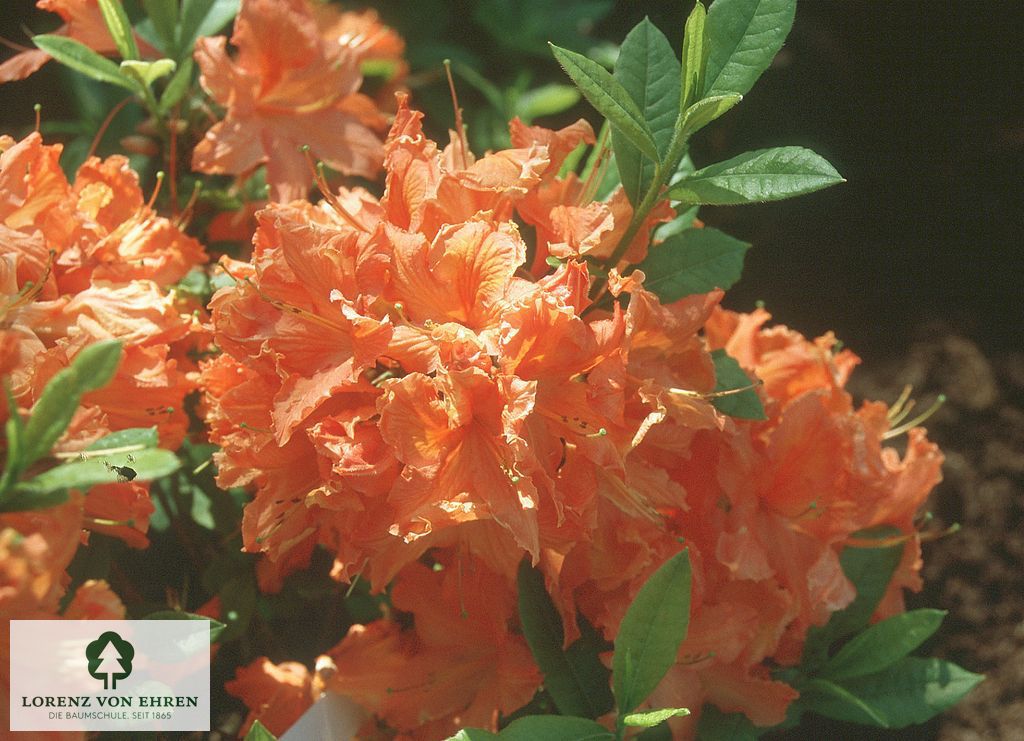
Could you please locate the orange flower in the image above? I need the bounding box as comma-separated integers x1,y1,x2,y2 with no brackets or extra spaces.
192,0,391,200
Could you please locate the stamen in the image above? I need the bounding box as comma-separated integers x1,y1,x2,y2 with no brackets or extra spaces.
192,459,212,476
586,427,608,438
443,60,469,170
578,124,611,206
667,380,763,399
344,559,369,598
882,394,946,439
33,103,41,133
218,259,348,331
175,180,203,229
147,171,165,209
887,384,913,422
239,422,273,434
299,147,367,231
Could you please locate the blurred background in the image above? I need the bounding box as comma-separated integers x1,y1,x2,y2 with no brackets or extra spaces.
1,1,1021,739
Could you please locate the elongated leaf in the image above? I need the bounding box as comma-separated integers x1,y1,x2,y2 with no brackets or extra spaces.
142,0,179,51
31,35,136,91
86,427,159,452
498,715,614,741
623,708,690,727
611,19,680,205
806,658,983,728
801,677,888,727
634,227,750,302
517,560,612,718
18,449,180,494
821,609,946,681
711,349,767,420
22,340,123,467
515,84,580,122
670,147,843,205
680,2,708,110
613,549,692,714
695,705,760,740
98,0,139,60
678,93,742,139
703,0,796,97
144,610,227,643
0,384,27,495
179,0,239,57
159,57,195,114
802,527,904,668
550,43,660,162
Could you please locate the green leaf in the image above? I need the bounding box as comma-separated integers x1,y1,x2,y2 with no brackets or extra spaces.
613,549,692,715
120,58,176,88
515,84,581,122
703,0,796,97
677,93,742,139
159,56,194,114
0,488,69,513
710,349,767,420
804,658,984,728
611,19,680,205
517,561,612,717
86,427,159,452
98,0,139,60
31,35,136,91
680,2,709,111
669,147,844,205
623,708,690,727
178,0,239,57
445,731,500,741
143,610,227,643
141,0,179,52
695,705,760,740
0,384,27,496
550,43,660,162
802,527,905,668
15,449,180,498
800,677,888,727
22,340,123,468
244,720,277,741
634,227,750,303
472,0,614,59
820,609,947,681
498,715,614,740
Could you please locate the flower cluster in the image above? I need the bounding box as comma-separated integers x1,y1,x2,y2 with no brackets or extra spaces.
203,94,942,736
0,129,206,690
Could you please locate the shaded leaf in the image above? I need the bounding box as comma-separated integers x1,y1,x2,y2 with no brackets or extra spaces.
695,705,760,740
804,658,983,728
613,549,692,714
141,0,179,52
517,560,612,718
515,84,581,122
821,609,946,681
634,227,750,302
498,715,614,740
550,43,660,161
710,349,767,420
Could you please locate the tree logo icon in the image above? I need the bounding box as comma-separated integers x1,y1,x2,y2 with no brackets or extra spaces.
85,631,134,690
